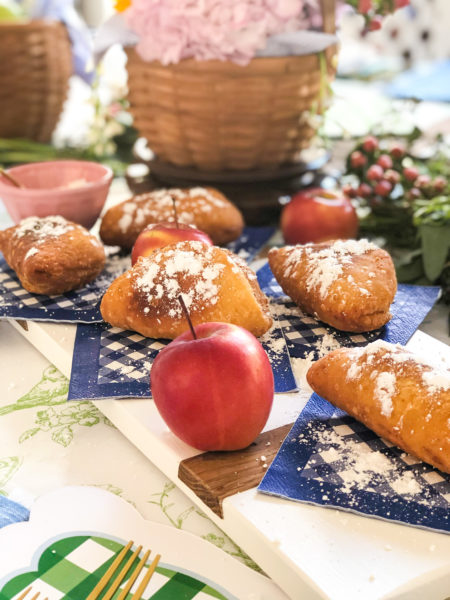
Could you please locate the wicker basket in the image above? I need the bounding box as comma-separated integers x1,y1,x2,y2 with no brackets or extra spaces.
0,20,72,143
126,0,337,171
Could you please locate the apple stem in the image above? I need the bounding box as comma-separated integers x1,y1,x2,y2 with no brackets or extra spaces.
171,196,179,228
178,295,197,339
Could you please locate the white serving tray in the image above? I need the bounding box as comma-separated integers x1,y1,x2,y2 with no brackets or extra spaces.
10,312,450,600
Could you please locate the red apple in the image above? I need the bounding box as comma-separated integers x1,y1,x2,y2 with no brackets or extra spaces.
131,222,213,265
280,188,359,245
151,322,274,451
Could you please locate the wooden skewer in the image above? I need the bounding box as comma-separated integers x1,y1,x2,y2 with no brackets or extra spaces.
0,167,24,188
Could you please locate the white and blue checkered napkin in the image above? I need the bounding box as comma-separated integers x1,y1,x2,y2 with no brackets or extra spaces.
0,227,275,325
257,262,448,533
259,394,450,533
68,315,297,401
0,253,131,324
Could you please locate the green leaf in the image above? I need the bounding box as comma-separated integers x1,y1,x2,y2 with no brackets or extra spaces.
52,426,73,447
419,224,450,282
394,254,424,283
19,428,40,444
413,196,450,227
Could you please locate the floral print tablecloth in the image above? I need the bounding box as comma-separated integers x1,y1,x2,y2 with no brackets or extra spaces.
0,320,260,574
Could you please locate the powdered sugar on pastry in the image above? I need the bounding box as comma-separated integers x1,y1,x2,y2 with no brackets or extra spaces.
374,372,396,417
116,188,228,233
134,241,224,317
422,371,450,393
13,216,75,242
350,340,450,396
281,239,376,297
284,239,377,298
24,247,39,260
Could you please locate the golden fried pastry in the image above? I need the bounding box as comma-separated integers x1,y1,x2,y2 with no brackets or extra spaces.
0,215,105,295
307,340,450,473
268,239,397,332
99,187,244,249
100,241,272,339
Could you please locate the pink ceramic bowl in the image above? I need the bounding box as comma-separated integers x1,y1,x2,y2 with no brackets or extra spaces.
0,160,113,229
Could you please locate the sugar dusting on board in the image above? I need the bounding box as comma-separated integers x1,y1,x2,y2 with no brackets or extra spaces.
267,296,343,391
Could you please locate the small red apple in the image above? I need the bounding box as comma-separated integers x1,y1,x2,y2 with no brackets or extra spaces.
280,188,359,245
131,222,213,265
151,322,274,451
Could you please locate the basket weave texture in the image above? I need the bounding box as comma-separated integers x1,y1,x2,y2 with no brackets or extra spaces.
126,0,337,171
0,20,72,142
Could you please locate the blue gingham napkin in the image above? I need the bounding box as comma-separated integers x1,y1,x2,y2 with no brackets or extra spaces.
0,253,130,324
259,394,450,533
257,262,448,533
225,226,275,262
0,227,274,325
68,316,297,401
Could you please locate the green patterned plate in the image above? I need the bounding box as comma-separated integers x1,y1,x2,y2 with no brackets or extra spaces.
0,534,234,599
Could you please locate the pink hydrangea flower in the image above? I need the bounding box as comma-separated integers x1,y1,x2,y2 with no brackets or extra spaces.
124,0,320,65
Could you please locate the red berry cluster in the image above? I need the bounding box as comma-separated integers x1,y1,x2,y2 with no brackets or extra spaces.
349,0,410,32
343,136,448,205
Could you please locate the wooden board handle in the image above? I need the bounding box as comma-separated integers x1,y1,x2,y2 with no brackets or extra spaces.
178,423,294,518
